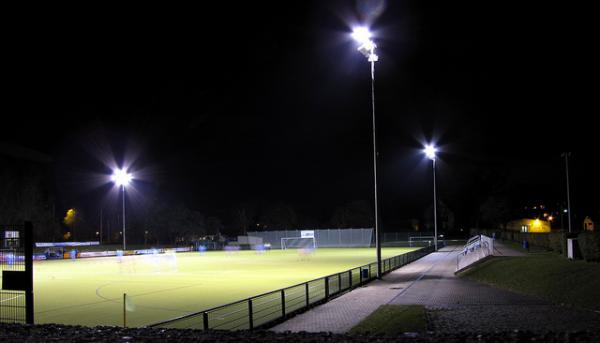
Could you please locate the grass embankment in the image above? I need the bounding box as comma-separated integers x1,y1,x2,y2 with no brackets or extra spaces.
350,305,427,335
459,253,600,311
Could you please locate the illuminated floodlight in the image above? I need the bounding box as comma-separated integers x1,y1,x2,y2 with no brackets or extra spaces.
423,144,437,160
352,27,372,44
352,27,379,61
111,169,132,187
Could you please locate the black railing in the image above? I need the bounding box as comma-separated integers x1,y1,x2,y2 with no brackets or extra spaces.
0,222,34,324
149,244,437,330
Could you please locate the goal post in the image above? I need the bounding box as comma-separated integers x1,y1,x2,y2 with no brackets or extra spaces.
281,237,316,250
408,236,435,247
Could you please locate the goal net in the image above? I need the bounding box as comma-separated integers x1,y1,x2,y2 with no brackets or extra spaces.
408,236,435,247
281,237,316,250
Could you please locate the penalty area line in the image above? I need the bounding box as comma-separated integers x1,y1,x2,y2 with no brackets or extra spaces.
0,294,24,303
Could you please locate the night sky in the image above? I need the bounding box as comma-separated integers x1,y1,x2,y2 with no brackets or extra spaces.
4,1,597,232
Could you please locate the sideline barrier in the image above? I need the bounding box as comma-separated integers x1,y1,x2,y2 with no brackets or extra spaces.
42,246,194,260
148,244,439,330
456,235,494,271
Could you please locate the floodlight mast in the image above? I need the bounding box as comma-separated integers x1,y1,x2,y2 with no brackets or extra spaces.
352,27,382,279
111,169,132,251
423,144,438,251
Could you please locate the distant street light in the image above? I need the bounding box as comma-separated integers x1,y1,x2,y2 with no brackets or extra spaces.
352,26,382,278
111,168,132,251
561,152,572,233
423,144,438,251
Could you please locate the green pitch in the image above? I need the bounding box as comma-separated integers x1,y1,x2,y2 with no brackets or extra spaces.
33,247,417,327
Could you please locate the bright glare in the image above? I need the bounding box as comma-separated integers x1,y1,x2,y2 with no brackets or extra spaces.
111,169,132,187
358,40,376,53
423,144,437,160
352,27,372,44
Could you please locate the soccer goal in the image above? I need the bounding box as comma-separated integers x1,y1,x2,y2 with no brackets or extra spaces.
281,237,316,250
408,236,435,247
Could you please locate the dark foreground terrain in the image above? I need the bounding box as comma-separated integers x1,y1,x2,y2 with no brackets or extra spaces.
1,323,599,343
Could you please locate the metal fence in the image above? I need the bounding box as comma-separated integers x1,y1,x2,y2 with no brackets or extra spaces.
382,232,437,246
149,245,435,330
0,222,33,324
248,229,373,249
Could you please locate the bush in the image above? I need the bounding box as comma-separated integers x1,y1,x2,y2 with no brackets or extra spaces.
470,228,566,254
577,232,600,262
548,232,566,255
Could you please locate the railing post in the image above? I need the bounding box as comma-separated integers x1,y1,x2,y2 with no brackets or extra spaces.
359,267,363,284
281,289,286,317
348,270,352,288
305,282,310,307
368,263,372,279
248,299,254,330
24,221,34,325
338,273,342,292
324,276,329,300
203,312,209,330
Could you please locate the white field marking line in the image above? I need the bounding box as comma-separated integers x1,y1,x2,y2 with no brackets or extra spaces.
94,282,205,314
0,293,24,303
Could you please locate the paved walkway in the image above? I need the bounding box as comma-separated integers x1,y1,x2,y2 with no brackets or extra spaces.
272,243,600,333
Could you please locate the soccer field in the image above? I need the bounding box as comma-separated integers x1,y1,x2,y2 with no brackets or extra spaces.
32,247,417,327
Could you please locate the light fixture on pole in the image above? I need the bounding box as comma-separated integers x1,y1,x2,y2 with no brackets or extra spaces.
111,168,132,251
352,26,381,278
561,152,572,233
423,144,438,251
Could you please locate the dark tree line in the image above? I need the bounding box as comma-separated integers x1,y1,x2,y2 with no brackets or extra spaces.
0,160,62,241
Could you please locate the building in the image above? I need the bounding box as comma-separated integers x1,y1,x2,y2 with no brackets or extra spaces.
583,216,595,231
506,218,551,233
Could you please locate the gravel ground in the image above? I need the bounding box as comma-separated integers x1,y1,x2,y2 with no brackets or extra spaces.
427,305,600,333
1,323,600,343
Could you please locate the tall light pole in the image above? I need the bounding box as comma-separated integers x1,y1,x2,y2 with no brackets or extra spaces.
111,168,132,251
562,152,572,233
423,144,438,251
352,27,382,278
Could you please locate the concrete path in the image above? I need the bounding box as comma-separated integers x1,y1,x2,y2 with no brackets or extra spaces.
272,246,463,333
272,243,600,333
492,241,527,256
